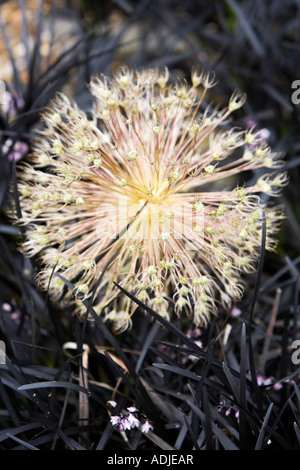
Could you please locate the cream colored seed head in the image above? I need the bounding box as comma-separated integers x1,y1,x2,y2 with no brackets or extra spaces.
12,66,286,331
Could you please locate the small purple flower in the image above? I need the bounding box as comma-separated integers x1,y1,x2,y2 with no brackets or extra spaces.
244,117,271,147
245,117,256,129
2,91,24,115
217,400,239,421
2,139,28,162
263,377,274,386
257,128,271,143
127,412,141,429
2,303,13,313
217,400,225,412
257,374,283,390
257,375,265,386
127,406,138,413
141,420,153,434
186,328,202,340
110,415,121,426
118,417,132,431
110,404,153,433
230,306,242,317
181,328,203,364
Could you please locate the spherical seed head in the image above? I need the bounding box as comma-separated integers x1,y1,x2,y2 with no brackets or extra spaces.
12,67,286,331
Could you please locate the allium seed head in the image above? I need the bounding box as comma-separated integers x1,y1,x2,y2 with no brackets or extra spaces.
12,67,286,331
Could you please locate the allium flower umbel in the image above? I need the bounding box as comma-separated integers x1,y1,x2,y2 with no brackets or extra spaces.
15,67,286,332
